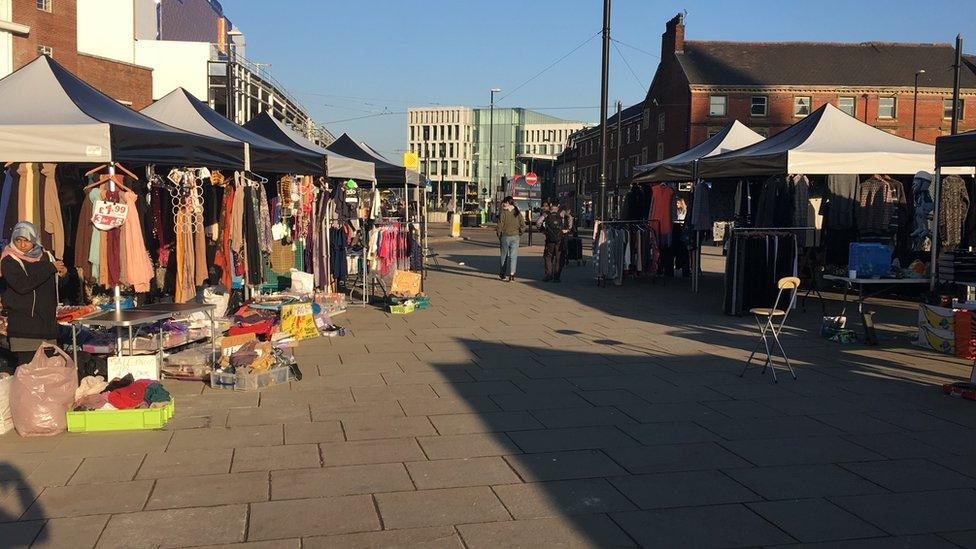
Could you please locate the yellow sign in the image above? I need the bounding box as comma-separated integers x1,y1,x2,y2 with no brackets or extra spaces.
280,302,319,341
403,151,420,170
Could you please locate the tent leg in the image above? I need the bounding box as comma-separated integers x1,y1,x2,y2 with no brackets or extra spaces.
930,168,942,292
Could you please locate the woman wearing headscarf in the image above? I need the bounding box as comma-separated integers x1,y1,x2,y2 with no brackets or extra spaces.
1,221,66,365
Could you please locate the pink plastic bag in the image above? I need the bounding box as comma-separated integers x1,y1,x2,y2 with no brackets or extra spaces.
10,344,78,437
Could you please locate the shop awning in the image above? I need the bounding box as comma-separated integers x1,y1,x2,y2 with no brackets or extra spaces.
936,129,976,168
243,112,374,182
634,121,763,182
142,88,323,174
698,103,972,178
327,133,420,188
0,55,243,167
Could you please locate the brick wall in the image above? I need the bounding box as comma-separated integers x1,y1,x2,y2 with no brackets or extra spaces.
688,90,975,146
12,0,78,71
77,53,153,110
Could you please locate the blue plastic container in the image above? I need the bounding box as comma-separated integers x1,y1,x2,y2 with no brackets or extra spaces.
849,243,892,278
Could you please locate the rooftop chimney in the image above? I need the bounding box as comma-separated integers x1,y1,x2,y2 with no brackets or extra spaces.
662,12,685,59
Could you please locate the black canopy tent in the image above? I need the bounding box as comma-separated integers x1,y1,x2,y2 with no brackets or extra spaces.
0,56,242,168
243,113,375,182
936,129,976,168
326,133,420,188
142,88,322,174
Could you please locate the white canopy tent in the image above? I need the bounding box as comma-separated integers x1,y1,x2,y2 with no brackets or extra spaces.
698,103,971,178
634,121,763,182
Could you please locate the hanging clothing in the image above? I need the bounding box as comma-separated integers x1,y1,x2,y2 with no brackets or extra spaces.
790,174,810,228
649,184,675,245
823,174,858,229
939,175,970,252
121,190,154,292
40,163,65,259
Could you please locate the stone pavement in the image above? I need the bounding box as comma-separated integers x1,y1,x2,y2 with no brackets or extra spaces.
2,229,976,548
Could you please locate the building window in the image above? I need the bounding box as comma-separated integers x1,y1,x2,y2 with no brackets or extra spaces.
878,97,897,119
838,96,856,117
451,161,459,176
643,108,650,129
944,99,965,120
707,126,723,138
36,45,53,57
709,95,727,117
642,147,648,163
752,127,768,138
658,113,665,133
36,0,51,12
793,96,812,117
750,96,768,117
656,143,664,160
635,125,640,142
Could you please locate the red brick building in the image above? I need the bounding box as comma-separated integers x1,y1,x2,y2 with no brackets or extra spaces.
10,0,152,109
643,13,976,162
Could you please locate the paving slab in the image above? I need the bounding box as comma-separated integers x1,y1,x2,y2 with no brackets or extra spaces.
68,455,144,485
34,514,111,549
841,459,976,492
283,420,344,444
248,495,380,540
609,470,760,509
232,443,321,472
341,416,437,441
167,425,283,451
492,478,637,519
417,433,521,460
320,438,427,466
226,404,311,426
749,498,886,543
612,504,794,547
96,505,247,548
720,436,885,466
504,450,628,481
406,456,521,489
270,463,414,500
457,515,636,548
304,526,463,549
506,426,640,453
136,449,232,479
147,471,269,509
23,480,153,519
725,463,888,500
375,486,511,529
832,489,976,535
427,412,543,435
604,442,753,474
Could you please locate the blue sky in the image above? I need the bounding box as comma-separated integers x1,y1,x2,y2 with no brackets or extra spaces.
225,0,976,158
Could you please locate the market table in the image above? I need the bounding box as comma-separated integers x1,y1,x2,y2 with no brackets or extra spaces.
822,275,929,344
70,303,216,375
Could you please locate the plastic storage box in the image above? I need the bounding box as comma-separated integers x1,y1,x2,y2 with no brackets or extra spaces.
66,399,175,433
849,243,893,278
389,302,416,314
210,364,290,391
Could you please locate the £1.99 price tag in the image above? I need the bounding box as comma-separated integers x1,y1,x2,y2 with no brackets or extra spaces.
91,200,128,230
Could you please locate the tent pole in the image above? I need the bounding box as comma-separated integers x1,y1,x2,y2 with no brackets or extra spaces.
930,168,942,291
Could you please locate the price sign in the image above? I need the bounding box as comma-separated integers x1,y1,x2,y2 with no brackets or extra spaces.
280,302,319,341
91,200,128,230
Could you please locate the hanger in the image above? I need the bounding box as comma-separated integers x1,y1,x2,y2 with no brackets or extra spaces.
84,162,139,180
83,174,133,194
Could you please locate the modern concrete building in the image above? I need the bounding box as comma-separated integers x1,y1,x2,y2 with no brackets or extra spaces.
408,106,589,209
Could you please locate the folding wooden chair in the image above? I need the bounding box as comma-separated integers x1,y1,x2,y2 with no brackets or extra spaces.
741,276,800,382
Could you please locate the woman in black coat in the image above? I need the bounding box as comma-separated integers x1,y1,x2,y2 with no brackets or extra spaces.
1,221,66,365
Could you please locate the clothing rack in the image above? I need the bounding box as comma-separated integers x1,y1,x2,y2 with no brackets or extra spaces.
594,220,657,288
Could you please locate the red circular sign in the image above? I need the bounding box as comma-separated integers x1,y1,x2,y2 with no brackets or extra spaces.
525,172,539,186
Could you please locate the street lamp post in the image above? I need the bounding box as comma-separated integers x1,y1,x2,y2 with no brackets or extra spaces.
489,88,501,203
913,69,925,141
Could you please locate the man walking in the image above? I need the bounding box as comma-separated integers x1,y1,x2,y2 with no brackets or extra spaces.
541,201,569,282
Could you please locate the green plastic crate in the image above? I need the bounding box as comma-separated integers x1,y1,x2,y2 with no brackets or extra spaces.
389,302,415,314
66,399,175,433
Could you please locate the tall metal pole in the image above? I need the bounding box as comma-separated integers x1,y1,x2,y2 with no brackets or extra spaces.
489,88,500,199
950,34,963,135
913,70,925,140
614,100,622,219
597,0,611,221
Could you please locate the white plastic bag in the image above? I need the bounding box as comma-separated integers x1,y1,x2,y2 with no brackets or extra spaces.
290,269,314,296
0,374,13,435
203,287,230,318
10,344,77,437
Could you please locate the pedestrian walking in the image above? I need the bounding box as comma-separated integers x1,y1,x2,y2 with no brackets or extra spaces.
496,196,525,281
541,201,570,282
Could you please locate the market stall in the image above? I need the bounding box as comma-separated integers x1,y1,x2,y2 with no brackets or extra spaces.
628,121,764,291
0,57,349,437
934,128,976,393
142,88,323,174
